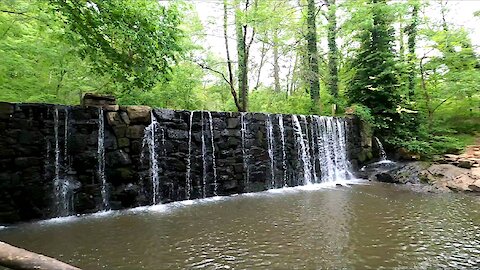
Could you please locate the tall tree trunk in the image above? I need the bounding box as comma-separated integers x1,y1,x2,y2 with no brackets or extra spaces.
273,30,281,92
439,0,454,55
326,0,338,99
224,0,242,111
286,52,298,96
419,57,433,127
235,0,249,112
254,42,268,90
306,0,321,112
290,53,298,95
399,21,405,61
407,2,419,99
440,0,449,32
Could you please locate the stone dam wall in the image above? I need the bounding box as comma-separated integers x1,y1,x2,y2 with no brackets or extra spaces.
0,102,370,225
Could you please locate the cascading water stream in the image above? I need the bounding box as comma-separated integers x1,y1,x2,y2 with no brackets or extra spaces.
161,128,166,156
97,109,110,211
313,116,352,183
327,118,340,180
201,112,207,198
240,112,249,188
47,108,355,218
336,118,352,179
316,116,335,182
64,109,69,164
303,115,318,183
207,112,218,196
53,108,61,211
374,137,387,161
142,111,160,205
52,108,71,216
266,114,275,188
292,115,313,185
185,111,194,200
63,108,74,211
45,140,50,183
278,115,288,187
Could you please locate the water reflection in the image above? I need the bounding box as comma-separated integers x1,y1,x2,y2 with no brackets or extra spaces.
0,182,479,269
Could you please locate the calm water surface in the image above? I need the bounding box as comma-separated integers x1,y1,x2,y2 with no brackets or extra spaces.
1,182,479,269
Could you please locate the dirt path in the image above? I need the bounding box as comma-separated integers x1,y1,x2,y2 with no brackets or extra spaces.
464,136,480,156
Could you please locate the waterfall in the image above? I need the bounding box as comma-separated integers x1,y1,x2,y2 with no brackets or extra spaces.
53,108,61,210
240,112,249,188
64,108,69,164
49,107,353,216
315,116,335,182
374,137,387,161
185,111,217,199
266,114,275,188
336,119,352,179
97,109,109,210
201,112,207,198
161,128,166,156
52,108,71,216
278,115,287,187
143,111,160,204
207,112,218,196
292,115,313,185
304,115,318,183
185,111,194,200
45,139,50,183
313,116,352,183
63,108,73,211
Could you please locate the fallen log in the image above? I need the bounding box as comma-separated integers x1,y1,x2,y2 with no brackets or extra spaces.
0,241,81,270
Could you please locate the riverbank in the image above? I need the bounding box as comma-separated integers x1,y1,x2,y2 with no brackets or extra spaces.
361,142,480,193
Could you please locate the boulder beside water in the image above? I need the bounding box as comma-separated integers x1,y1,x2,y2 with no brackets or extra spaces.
359,161,430,185
359,160,480,193
422,164,480,192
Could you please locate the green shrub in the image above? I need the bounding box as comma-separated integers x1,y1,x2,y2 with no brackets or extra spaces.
351,104,374,124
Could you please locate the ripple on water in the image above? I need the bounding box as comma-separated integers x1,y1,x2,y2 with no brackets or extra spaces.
0,182,478,270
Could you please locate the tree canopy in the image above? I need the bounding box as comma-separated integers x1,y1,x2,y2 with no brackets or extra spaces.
1,0,479,157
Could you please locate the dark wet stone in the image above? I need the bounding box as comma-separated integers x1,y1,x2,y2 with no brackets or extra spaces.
167,129,188,140
227,118,240,129
106,150,132,167
375,172,396,183
108,168,134,185
126,125,145,139
113,125,127,138
14,157,42,169
117,138,130,148
0,103,368,225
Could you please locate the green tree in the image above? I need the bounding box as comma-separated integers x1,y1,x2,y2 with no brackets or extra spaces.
50,0,182,92
406,0,420,99
418,16,480,127
347,0,401,141
234,0,250,111
0,0,106,104
326,0,339,100
306,0,321,112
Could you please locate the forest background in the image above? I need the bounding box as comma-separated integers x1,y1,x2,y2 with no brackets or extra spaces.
1,0,479,158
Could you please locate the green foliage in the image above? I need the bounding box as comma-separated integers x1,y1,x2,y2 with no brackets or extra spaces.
346,0,404,142
1,0,479,160
249,89,312,115
50,0,182,92
401,139,434,155
0,0,106,104
392,134,467,158
351,104,374,124
387,110,476,158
